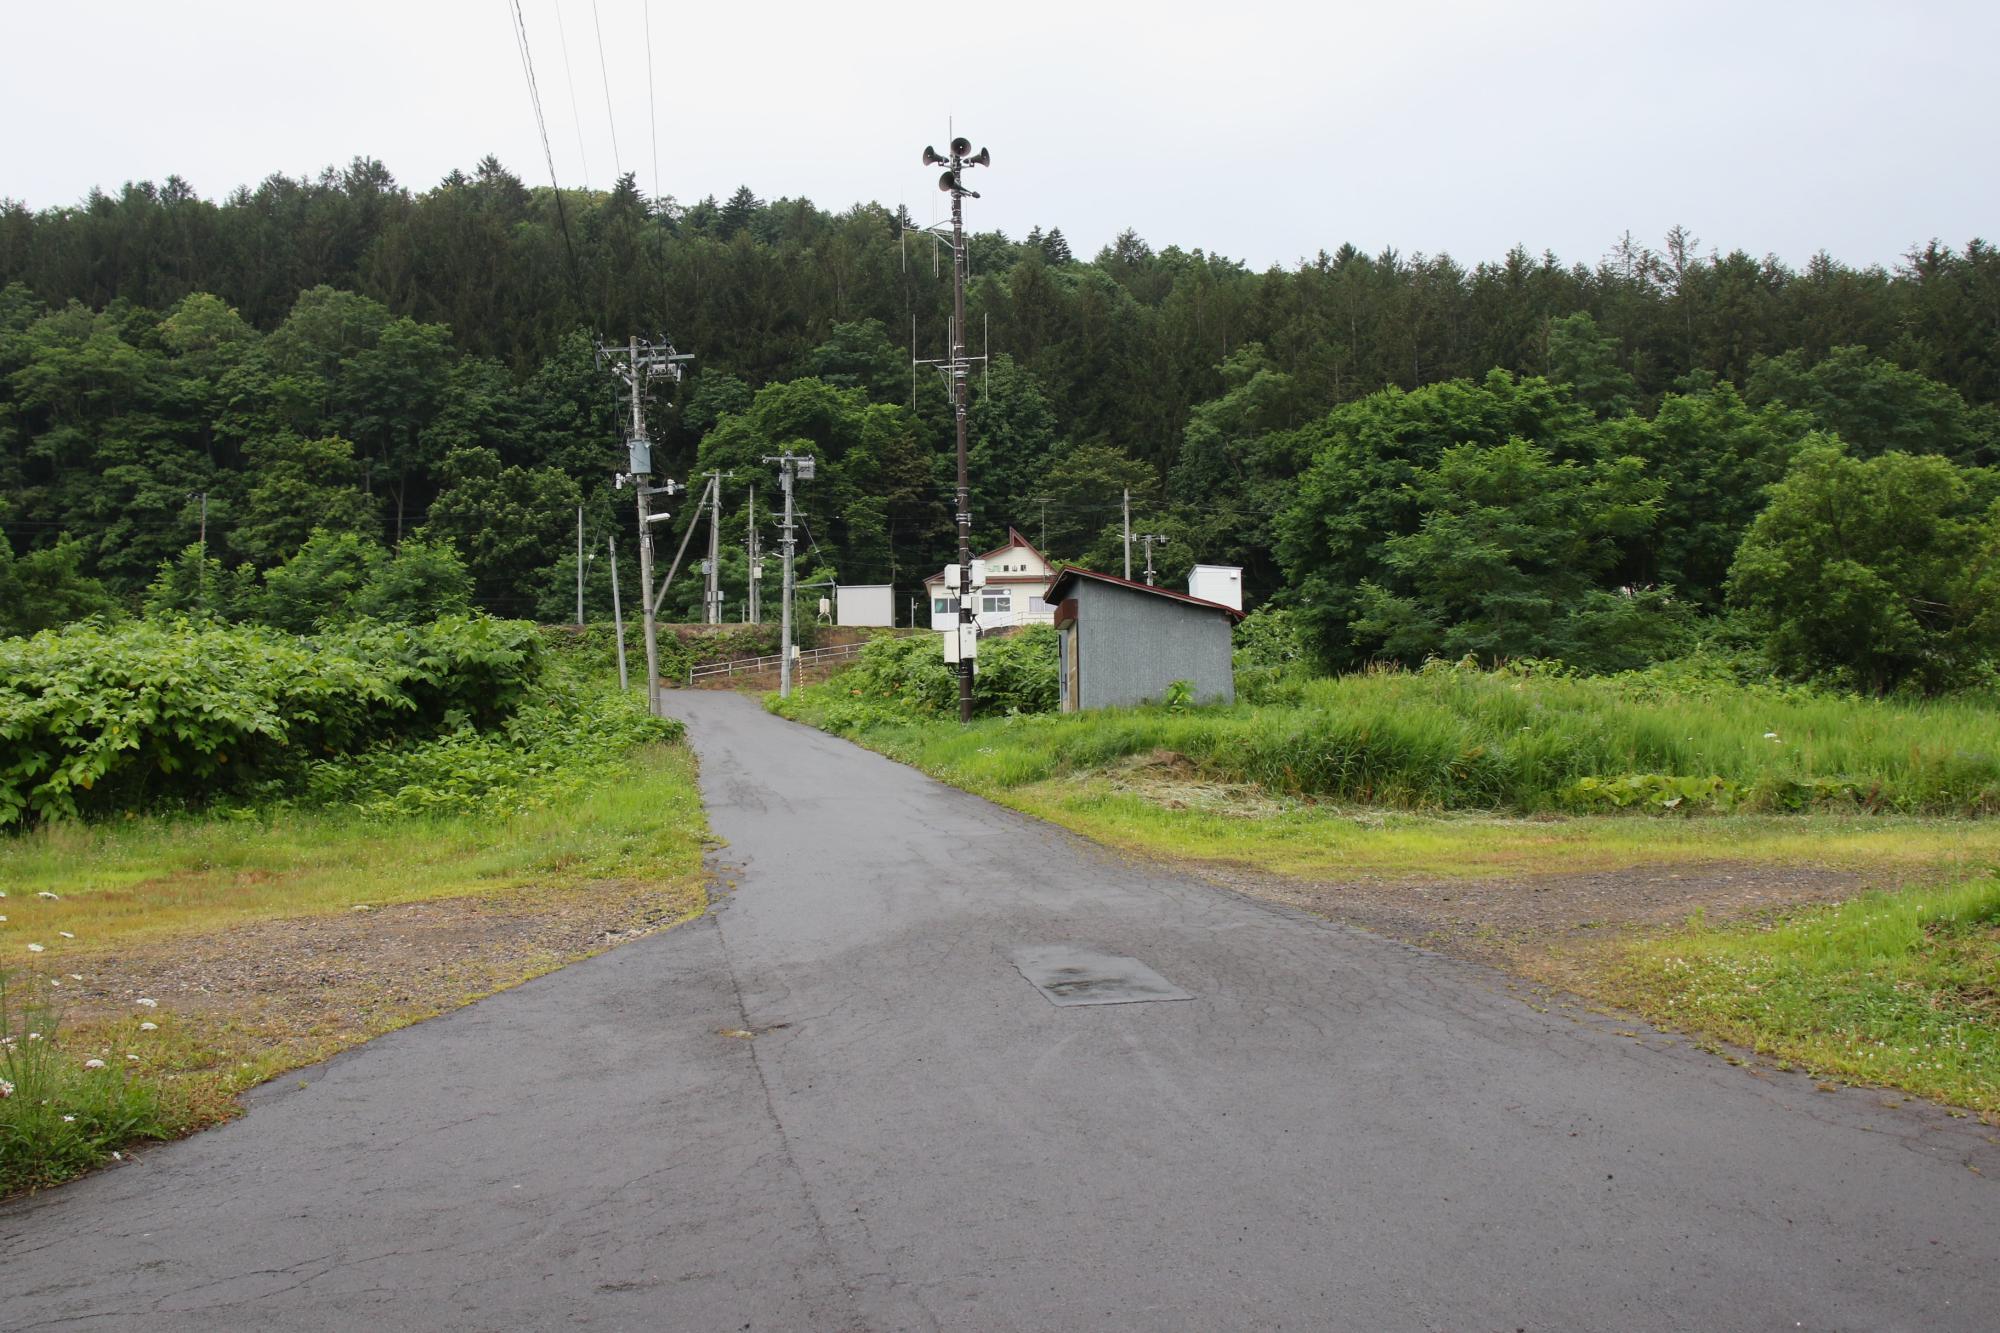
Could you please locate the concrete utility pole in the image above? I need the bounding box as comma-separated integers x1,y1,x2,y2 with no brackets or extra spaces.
1137,533,1171,586
745,485,761,625
598,334,692,716
1123,488,1132,579
607,535,628,691
703,470,731,625
575,505,585,626
762,452,814,697
916,131,993,724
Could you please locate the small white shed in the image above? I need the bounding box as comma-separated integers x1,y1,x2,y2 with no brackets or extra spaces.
1187,565,1244,612
836,584,896,627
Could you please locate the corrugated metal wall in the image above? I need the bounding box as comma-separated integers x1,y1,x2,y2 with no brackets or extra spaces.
1075,582,1235,710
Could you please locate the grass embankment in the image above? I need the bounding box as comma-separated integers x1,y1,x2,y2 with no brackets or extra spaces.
1,743,706,1195
776,662,2000,1113
2,631,710,1196
1608,880,2000,1113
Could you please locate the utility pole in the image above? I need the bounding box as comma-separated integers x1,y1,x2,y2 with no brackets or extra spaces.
762,451,815,697
916,131,992,724
575,505,585,627
745,485,761,625
703,470,731,625
191,491,208,552
1137,533,1171,586
598,334,692,716
1030,495,1053,552
607,535,628,691
1123,488,1132,579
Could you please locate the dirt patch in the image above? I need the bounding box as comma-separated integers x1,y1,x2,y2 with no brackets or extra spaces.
52,876,704,1093
1194,858,1872,978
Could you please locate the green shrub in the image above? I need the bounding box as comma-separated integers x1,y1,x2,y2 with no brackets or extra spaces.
304,676,682,819
0,615,544,826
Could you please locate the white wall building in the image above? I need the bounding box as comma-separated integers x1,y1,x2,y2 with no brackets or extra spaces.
835,584,895,627
923,528,1059,633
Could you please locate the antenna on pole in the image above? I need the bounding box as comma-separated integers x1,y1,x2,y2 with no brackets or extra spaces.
913,130,993,724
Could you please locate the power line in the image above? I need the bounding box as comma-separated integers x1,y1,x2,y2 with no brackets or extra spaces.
550,0,593,190
588,0,622,178
507,0,587,306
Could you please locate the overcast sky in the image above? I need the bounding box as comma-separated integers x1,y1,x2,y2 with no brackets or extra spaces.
6,1,1994,273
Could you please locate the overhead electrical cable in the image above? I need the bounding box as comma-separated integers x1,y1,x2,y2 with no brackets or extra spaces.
589,0,623,178
507,0,588,310
550,0,593,189
642,0,671,323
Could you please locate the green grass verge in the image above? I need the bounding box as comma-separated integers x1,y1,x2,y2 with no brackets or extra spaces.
2,712,708,1195
1609,879,2000,1114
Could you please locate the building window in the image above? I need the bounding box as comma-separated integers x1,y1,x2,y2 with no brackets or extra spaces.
933,596,958,615
981,592,1012,614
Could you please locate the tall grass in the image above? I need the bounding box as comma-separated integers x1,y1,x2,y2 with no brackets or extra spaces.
834,664,2000,815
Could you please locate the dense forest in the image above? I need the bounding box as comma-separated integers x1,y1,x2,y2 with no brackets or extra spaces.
4,157,1998,691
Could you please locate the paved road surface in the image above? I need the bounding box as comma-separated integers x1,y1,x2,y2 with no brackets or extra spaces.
4,692,1995,1330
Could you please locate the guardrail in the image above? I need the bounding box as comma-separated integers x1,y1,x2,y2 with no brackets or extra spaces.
686,639,867,686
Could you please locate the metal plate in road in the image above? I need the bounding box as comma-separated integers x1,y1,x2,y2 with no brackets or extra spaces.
1011,946,1192,1007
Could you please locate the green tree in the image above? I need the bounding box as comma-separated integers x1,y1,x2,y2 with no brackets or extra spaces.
1275,371,1599,667
1347,438,1667,669
353,536,473,621
0,532,118,636
1727,440,2000,693
420,446,581,612
1547,312,1637,418
230,435,380,566
1745,346,2000,465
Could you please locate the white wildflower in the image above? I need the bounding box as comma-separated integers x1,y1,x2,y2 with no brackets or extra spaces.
37,891,57,900
127,1054,139,1062
0,1079,12,1098
1763,731,1780,740
112,1151,122,1160
139,1021,157,1032
27,943,44,953
62,1114,75,1123
83,1058,105,1070
135,997,158,1009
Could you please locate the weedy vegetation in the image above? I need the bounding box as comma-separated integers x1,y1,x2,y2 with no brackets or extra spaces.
0,618,706,1194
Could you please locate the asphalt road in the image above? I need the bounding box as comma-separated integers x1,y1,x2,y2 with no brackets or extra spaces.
4,691,1995,1331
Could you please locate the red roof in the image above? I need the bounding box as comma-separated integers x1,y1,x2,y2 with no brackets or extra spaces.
921,527,1056,586
1042,566,1246,620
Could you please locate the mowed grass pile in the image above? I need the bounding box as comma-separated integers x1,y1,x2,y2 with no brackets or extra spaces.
841,663,2000,815
1611,877,2000,1113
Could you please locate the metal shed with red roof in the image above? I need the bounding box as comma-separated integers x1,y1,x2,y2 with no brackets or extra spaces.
1043,566,1244,712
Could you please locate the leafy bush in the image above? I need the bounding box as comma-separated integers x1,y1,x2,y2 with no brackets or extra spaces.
974,626,1059,715
0,615,544,825
304,676,682,819
1,963,175,1195
773,627,1057,730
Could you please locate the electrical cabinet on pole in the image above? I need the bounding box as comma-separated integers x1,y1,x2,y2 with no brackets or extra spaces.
915,131,993,723
597,334,692,716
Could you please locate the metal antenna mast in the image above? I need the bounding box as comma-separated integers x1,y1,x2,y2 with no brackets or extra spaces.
915,131,992,723
599,334,692,716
